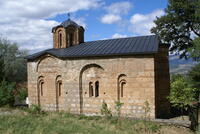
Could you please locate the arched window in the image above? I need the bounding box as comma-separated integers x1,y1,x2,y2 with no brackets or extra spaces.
69,33,74,46
41,81,44,96
38,80,44,96
119,80,126,98
57,81,62,96
59,33,62,48
55,75,62,111
120,81,126,97
117,74,127,100
95,81,99,97
37,76,44,105
89,82,93,97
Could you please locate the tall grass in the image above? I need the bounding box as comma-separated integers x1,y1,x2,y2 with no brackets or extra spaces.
0,108,193,134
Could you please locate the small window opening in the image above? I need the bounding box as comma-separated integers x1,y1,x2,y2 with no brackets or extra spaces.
69,33,74,46
121,82,126,97
40,81,44,96
89,82,93,97
59,33,62,48
95,81,99,97
58,82,62,96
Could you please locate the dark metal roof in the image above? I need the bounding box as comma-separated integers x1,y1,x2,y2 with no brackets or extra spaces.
61,19,80,28
52,19,81,32
26,35,160,60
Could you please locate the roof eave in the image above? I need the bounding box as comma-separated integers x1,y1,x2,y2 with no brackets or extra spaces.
26,51,157,61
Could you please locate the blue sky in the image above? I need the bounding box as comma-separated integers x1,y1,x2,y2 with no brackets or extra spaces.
0,0,168,53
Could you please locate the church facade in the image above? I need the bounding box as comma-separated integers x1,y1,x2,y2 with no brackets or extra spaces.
26,18,170,118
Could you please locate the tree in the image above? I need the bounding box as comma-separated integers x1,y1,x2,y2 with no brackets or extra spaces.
188,37,200,61
168,75,197,110
0,56,4,82
151,0,200,58
187,63,200,99
0,37,28,106
0,37,28,82
0,80,15,106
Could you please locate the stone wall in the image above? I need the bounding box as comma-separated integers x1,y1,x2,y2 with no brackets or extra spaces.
28,50,169,118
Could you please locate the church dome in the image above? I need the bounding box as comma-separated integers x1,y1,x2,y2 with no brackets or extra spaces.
61,19,80,28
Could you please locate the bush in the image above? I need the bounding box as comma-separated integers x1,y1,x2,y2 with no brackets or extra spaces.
115,101,124,118
168,75,197,110
0,80,15,107
188,63,200,97
100,100,112,118
28,104,42,115
16,88,28,103
143,100,150,120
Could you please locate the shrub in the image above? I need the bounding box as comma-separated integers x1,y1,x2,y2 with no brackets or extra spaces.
115,101,124,118
28,104,42,114
143,100,151,132
16,88,28,103
187,63,200,96
143,100,150,120
168,75,197,111
0,80,15,107
100,100,112,118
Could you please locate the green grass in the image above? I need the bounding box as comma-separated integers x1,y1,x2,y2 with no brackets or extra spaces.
0,108,193,134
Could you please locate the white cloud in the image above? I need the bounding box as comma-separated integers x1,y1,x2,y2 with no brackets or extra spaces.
106,1,132,15
0,0,100,52
112,33,127,38
129,9,164,35
101,14,121,24
101,1,132,24
0,0,99,19
71,17,87,28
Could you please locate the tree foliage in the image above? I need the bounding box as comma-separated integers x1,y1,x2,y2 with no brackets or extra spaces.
0,37,28,82
188,63,200,93
188,37,200,61
101,100,112,118
0,37,28,106
115,101,124,118
168,74,197,110
0,56,4,82
151,0,200,58
0,80,15,106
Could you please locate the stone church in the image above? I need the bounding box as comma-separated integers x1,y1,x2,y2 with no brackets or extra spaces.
26,18,170,118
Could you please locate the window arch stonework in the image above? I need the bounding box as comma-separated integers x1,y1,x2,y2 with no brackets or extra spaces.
117,74,127,100
89,82,93,97
56,75,62,97
79,64,104,113
95,81,99,97
55,75,62,111
37,76,44,105
88,80,99,98
58,32,62,48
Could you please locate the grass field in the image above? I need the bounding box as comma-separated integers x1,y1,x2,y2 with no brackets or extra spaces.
0,108,193,134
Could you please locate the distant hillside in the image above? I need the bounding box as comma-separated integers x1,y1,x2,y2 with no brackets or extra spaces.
169,55,197,74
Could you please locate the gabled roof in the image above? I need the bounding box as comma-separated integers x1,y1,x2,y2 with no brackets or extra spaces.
26,35,160,61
